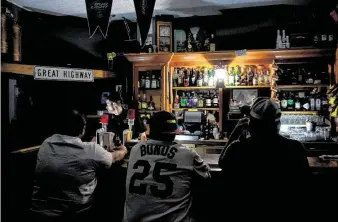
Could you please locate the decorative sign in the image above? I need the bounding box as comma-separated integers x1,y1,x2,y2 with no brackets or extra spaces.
235,49,247,56
133,0,156,47
34,66,94,82
85,0,113,38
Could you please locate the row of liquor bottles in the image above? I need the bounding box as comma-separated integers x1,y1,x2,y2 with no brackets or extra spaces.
137,93,156,111
138,72,161,89
276,91,329,112
173,91,219,108
276,67,330,85
173,66,270,87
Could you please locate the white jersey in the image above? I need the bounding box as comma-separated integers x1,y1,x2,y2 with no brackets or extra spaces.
124,139,211,222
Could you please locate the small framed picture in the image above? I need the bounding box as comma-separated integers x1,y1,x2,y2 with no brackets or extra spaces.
232,89,257,106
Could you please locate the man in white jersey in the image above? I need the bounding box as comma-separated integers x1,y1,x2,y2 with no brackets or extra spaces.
124,111,211,222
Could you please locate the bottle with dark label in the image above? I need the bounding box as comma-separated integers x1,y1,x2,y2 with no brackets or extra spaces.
247,66,253,86
209,34,216,52
190,69,197,86
147,95,155,110
205,91,212,107
204,120,210,140
235,66,241,86
178,68,184,86
297,68,304,84
197,70,203,87
145,72,151,89
212,91,219,108
180,92,187,108
184,69,189,87
321,92,329,113
142,93,148,110
287,93,295,111
281,93,288,111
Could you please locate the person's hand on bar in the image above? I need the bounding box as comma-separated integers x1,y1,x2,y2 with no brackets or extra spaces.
112,145,128,163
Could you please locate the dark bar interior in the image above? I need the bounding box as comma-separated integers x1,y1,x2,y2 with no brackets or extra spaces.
2,0,338,221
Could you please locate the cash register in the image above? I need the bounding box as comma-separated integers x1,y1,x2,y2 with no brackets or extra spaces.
175,110,204,141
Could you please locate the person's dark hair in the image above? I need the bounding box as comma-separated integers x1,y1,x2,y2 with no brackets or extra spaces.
58,110,86,137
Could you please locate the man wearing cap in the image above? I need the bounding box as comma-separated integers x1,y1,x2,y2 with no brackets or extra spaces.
124,111,211,222
218,97,311,221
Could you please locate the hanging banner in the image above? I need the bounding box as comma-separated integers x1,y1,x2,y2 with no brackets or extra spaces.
133,0,156,47
85,0,113,39
34,66,94,82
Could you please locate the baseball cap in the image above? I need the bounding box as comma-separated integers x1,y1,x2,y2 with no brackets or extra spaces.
149,111,180,135
250,97,281,123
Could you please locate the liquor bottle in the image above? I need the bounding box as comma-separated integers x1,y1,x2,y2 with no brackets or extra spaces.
252,71,258,86
305,71,314,84
282,30,286,48
297,68,304,84
313,72,321,84
315,93,321,111
280,93,288,111
213,69,218,86
321,92,329,113
291,71,298,85
184,69,189,87
142,93,148,110
309,92,315,111
204,33,210,51
186,92,192,108
191,91,198,108
197,70,203,87
208,122,214,139
145,72,151,89
190,69,197,86
229,67,235,86
203,68,209,86
147,95,155,110
197,94,204,108
157,74,161,88
205,91,212,107
224,65,229,86
138,93,142,110
235,66,241,86
208,69,214,87
180,92,187,108
295,95,301,111
287,93,295,111
178,68,184,86
212,91,219,108
247,66,253,86
240,66,247,86
140,73,145,88
173,68,178,87
258,71,264,86
264,70,270,86
209,34,216,52
174,94,180,108
151,73,157,89
186,33,194,52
